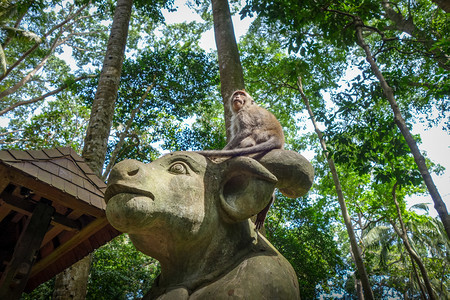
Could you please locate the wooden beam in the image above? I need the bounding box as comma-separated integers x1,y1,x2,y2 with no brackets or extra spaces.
40,225,64,248
0,193,33,216
1,192,81,231
0,167,10,193
0,200,12,222
52,213,81,232
29,216,110,278
0,201,54,300
40,210,84,247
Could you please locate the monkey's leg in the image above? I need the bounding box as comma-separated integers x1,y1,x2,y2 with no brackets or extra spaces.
255,192,275,230
224,129,253,150
237,136,256,148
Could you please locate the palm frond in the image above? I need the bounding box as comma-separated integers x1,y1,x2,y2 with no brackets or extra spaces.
410,203,430,213
1,26,42,43
363,225,391,247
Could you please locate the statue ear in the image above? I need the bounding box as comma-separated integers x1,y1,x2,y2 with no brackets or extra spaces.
219,156,277,223
257,149,314,198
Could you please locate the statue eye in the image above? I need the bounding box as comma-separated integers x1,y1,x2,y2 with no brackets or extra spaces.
169,162,189,175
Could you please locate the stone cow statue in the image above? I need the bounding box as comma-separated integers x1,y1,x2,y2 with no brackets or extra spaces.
105,150,314,299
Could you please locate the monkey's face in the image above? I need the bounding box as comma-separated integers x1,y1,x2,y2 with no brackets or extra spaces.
231,91,248,112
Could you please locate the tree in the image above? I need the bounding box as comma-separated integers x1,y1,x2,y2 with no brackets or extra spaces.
235,15,447,296
323,101,445,298
364,207,450,298
0,1,106,117
0,2,111,297
53,0,175,297
0,1,43,78
235,21,373,297
265,193,344,298
102,36,219,175
242,0,450,239
390,183,435,299
357,24,449,239
297,78,375,299
53,0,135,297
87,234,159,299
16,5,217,297
210,0,245,138
81,0,134,175
1,95,90,151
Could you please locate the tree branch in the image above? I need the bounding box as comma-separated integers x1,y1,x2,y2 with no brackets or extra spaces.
0,28,68,100
391,182,436,300
0,74,97,116
0,1,90,82
381,0,449,70
102,77,156,180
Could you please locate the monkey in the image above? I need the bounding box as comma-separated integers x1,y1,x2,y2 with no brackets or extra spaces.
196,90,285,157
196,90,285,230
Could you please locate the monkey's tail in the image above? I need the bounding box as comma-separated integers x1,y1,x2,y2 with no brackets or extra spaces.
195,138,282,157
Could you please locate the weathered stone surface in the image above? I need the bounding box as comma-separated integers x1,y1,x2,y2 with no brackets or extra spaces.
258,149,314,198
105,150,313,299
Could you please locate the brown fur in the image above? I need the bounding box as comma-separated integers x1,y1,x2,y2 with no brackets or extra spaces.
196,90,285,229
197,90,285,157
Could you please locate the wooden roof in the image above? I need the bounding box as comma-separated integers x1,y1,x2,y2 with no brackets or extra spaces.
0,147,120,292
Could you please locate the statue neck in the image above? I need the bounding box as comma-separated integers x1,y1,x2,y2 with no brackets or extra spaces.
152,220,258,293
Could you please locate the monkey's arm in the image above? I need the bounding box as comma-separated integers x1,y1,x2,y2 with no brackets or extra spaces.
223,129,253,150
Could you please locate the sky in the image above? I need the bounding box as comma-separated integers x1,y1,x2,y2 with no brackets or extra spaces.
162,1,253,51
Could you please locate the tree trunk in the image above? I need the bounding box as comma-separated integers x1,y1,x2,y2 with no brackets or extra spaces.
52,256,92,300
82,0,133,174
53,0,133,298
410,256,427,300
431,0,450,12
297,77,375,300
355,278,364,300
354,19,450,240
390,183,436,300
211,0,245,140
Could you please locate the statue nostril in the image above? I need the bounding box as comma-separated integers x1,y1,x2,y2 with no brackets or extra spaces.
127,167,139,176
